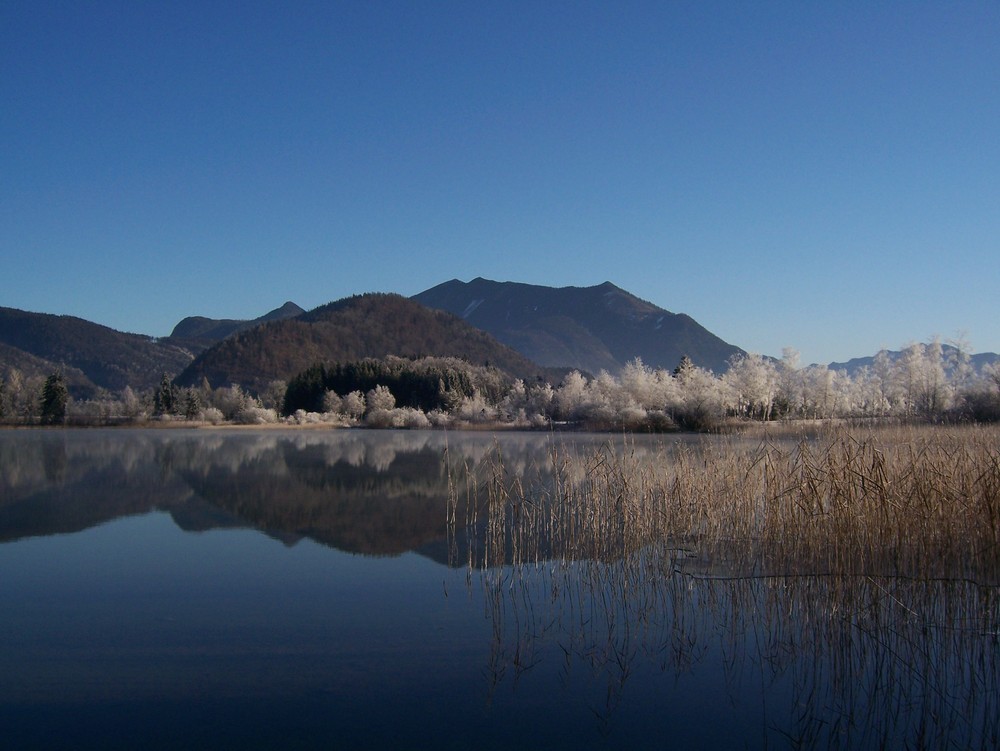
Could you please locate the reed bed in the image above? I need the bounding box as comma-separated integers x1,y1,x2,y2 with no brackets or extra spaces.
449,425,1000,748
450,424,1000,583
471,551,1000,749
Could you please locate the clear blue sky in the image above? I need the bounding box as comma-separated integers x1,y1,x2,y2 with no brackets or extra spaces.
3,1,998,365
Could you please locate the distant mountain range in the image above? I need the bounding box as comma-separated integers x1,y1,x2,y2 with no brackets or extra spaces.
413,278,743,375
170,301,304,345
828,346,1000,377
173,293,556,393
2,279,996,397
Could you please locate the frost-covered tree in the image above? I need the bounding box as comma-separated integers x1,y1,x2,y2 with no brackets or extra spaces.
725,353,778,420
871,349,899,416
499,379,528,422
342,390,366,419
121,385,143,420
3,370,35,421
322,389,342,414
260,380,289,412
674,362,727,430
554,371,590,421
917,337,949,417
526,382,554,420
774,348,804,417
213,384,253,420
455,390,498,423
947,332,974,392
959,362,1000,421
896,340,948,417
366,385,396,413
183,390,201,420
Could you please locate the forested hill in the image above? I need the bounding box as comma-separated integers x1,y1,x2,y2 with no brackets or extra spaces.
0,306,193,396
413,278,744,375
174,293,557,393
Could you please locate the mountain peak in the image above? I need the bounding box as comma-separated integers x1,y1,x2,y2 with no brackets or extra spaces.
412,278,742,374
170,301,304,343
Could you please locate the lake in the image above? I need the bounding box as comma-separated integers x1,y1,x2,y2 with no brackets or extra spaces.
0,428,996,749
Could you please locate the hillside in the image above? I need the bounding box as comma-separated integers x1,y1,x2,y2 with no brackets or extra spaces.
0,307,194,395
169,301,304,346
413,278,744,375
174,293,557,393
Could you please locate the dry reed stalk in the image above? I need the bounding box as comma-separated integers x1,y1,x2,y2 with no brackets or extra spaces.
453,424,1000,582
453,425,1000,749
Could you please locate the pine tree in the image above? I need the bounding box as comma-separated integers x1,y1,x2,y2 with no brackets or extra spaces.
154,373,177,416
40,373,68,425
183,390,201,420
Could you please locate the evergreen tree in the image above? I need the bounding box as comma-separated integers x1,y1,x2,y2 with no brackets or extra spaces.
40,373,68,425
673,355,695,377
183,390,201,420
153,373,177,416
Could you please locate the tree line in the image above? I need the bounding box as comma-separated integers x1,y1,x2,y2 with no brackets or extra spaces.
3,337,999,429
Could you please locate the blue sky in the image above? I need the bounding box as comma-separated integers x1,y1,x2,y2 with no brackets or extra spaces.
2,1,998,365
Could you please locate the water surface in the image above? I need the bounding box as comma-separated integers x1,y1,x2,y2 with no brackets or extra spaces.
0,428,995,749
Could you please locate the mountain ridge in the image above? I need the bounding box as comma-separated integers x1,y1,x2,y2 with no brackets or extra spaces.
413,277,743,375
169,301,304,344
174,293,559,393
5,282,997,398
0,306,195,395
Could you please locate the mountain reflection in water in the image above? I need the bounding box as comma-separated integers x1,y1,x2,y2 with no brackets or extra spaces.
0,428,562,558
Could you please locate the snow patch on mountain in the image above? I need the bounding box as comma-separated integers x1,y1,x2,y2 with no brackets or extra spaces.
461,299,484,318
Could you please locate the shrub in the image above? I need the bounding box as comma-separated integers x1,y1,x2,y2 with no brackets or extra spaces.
234,406,279,425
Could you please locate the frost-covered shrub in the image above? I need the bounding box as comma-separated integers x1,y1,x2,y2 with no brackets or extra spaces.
529,412,550,428
643,410,676,432
398,407,430,428
366,385,396,413
213,384,253,420
201,407,225,424
365,406,431,429
234,406,279,425
426,409,452,427
455,391,497,423
288,409,351,425
619,405,650,430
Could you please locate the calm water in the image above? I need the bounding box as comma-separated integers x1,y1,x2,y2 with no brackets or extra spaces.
0,428,996,750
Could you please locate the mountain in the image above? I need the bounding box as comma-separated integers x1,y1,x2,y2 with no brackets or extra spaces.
412,278,744,375
0,307,195,396
828,346,1000,377
169,301,304,345
174,293,558,393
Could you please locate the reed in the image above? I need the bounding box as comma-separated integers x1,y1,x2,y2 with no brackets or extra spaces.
453,424,1000,747
454,424,1000,582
